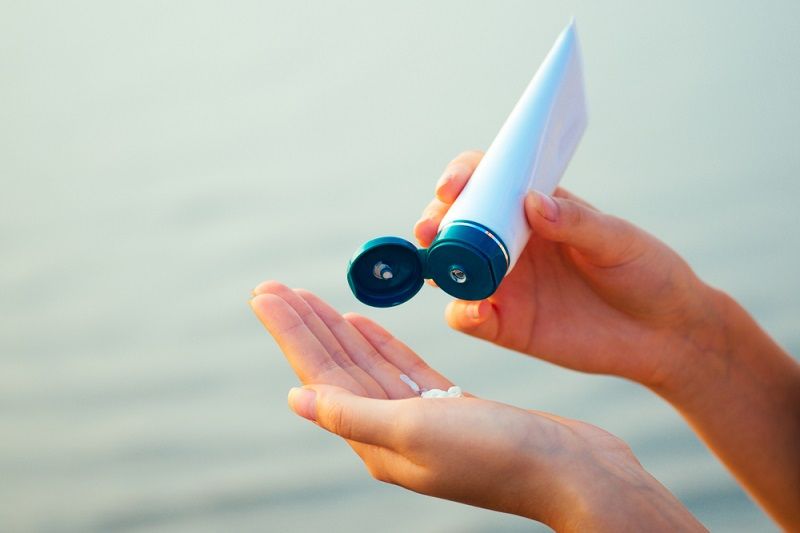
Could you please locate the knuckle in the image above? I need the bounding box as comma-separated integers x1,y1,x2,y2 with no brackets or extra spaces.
323,400,351,438
421,199,442,219
609,214,636,237
602,216,641,257
328,346,352,367
566,201,584,227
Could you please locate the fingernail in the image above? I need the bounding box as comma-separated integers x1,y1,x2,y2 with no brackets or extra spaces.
288,387,317,421
436,165,468,196
435,170,453,192
249,294,265,314
414,216,430,232
532,191,559,222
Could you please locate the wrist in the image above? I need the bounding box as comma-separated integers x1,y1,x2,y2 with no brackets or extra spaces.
541,455,705,532
649,280,799,412
646,281,736,403
643,284,800,529
574,471,706,532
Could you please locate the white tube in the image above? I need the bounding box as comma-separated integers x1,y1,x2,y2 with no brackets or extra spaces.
439,20,587,270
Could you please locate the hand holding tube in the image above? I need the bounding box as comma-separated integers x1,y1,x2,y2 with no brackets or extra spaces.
417,151,800,530
417,150,713,391
346,20,587,307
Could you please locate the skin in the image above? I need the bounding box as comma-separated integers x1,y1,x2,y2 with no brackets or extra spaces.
250,282,705,531
416,150,714,389
250,150,799,530
416,150,800,530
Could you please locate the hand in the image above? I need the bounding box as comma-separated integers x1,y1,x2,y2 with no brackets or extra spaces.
415,150,721,393
249,281,705,532
416,152,800,531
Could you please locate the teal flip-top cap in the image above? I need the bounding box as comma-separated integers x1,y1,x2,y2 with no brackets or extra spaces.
427,221,509,301
347,222,509,307
347,237,426,308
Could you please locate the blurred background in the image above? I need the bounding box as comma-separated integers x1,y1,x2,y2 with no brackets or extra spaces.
2,1,798,531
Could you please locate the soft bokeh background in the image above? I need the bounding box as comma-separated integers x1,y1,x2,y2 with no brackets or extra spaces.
2,1,798,531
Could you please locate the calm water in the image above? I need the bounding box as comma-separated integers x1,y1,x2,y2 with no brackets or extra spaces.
2,2,799,531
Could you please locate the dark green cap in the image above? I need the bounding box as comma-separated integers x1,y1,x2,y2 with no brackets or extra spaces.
426,222,508,301
347,222,509,307
347,237,426,308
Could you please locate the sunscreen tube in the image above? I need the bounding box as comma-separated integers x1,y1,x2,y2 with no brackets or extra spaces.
348,20,587,307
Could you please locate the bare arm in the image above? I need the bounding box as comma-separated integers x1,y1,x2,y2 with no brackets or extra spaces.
653,288,800,530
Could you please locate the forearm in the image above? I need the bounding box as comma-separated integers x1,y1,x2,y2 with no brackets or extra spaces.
653,286,800,530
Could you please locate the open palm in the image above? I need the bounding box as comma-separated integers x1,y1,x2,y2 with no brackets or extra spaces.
249,281,703,531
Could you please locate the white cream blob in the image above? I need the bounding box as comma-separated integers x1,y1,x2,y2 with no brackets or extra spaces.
399,374,420,394
421,386,463,399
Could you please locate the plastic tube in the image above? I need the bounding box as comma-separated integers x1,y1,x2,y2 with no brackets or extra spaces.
347,20,587,307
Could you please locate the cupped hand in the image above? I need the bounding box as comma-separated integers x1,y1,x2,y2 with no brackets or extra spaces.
415,151,721,392
249,282,704,531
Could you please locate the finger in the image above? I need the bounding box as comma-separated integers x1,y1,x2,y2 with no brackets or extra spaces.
525,409,574,425
524,191,643,268
297,290,419,399
413,198,449,247
291,393,418,486
553,186,597,211
288,385,403,448
435,150,483,204
343,313,453,392
415,151,484,247
444,299,501,342
253,281,387,398
250,294,367,394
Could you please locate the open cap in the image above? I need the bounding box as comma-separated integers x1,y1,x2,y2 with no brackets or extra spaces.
347,237,426,307
347,222,509,307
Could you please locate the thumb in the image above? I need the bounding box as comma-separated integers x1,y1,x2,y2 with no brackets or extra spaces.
525,191,642,267
288,384,400,447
